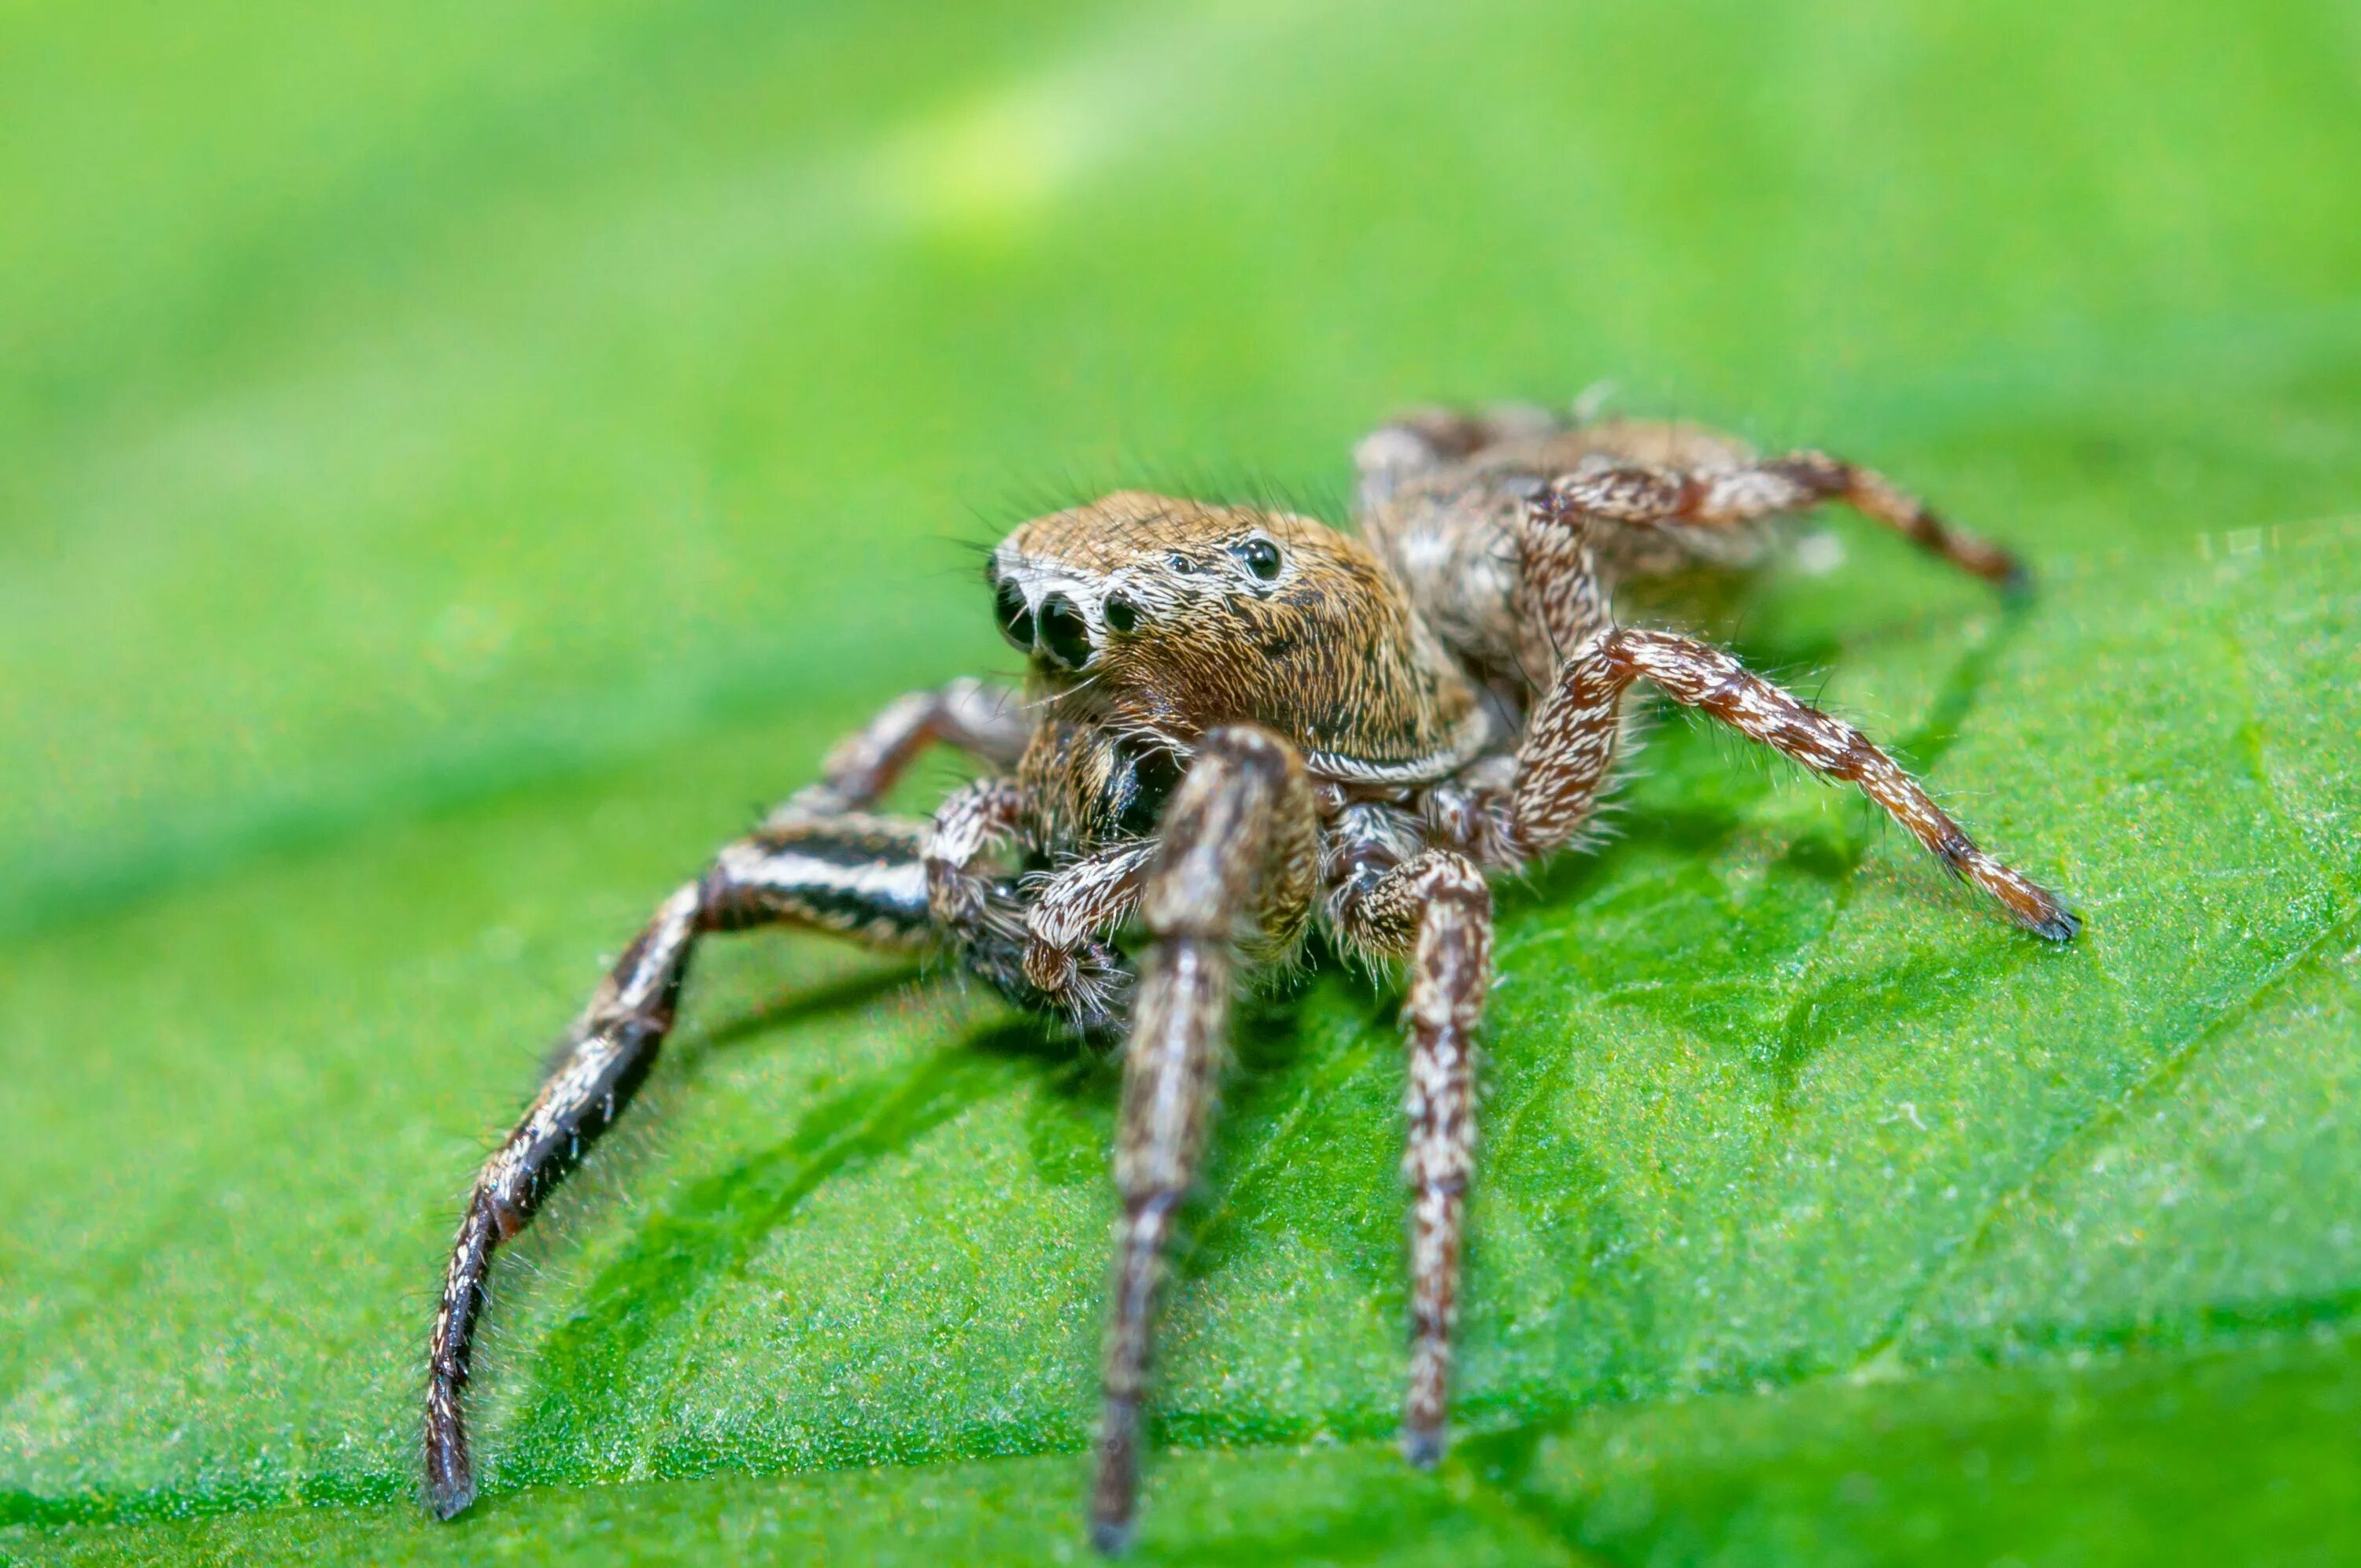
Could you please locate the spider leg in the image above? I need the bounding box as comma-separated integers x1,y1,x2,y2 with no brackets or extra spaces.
768,677,1030,825
1539,447,2026,588
1509,624,2078,939
1091,726,1317,1554
424,813,970,1519
924,776,1024,932
1332,850,1495,1468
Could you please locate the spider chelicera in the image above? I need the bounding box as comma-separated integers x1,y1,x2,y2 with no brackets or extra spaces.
423,400,2078,1550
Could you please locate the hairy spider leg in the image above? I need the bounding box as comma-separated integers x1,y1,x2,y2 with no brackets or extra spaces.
1543,448,2027,588
427,681,1043,1518
1092,726,1318,1555
923,776,1022,932
1517,477,1614,659
1332,850,1495,1466
427,814,954,1518
1508,622,2078,939
769,677,1031,825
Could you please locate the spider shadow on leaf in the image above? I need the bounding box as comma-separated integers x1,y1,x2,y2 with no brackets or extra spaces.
673,960,925,1068
493,965,1078,1489
1169,968,1404,1283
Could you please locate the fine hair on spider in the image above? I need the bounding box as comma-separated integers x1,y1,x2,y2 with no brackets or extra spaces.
419,396,2078,1552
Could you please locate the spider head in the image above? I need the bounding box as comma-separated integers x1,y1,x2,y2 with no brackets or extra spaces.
986,493,1311,678
988,493,1486,771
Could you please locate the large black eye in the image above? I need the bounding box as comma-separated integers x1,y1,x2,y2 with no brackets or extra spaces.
1233,537,1282,581
995,580,1033,651
1036,592,1092,670
1103,593,1140,633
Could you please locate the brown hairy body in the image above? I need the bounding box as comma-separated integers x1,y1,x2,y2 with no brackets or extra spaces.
420,400,2078,1551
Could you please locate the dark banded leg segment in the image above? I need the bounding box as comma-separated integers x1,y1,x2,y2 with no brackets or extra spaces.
1333,850,1495,1467
1509,627,2078,939
1092,727,1316,1554
424,814,940,1519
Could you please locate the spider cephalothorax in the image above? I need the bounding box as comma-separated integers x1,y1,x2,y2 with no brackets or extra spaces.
422,402,2079,1551
992,492,1494,782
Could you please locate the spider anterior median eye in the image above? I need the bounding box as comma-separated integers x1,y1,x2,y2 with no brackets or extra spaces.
1037,593,1093,670
1104,594,1140,633
995,581,1034,650
1235,537,1282,580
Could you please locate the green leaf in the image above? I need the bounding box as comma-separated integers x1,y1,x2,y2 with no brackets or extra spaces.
5,0,2359,1562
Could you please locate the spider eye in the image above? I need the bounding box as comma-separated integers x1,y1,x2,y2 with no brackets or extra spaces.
1103,593,1140,633
1233,537,1282,581
1036,593,1093,670
995,580,1033,651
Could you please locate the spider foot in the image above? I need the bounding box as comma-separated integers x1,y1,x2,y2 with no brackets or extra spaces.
1400,1421,1447,1470
1090,1391,1142,1555
423,1437,475,1520
2030,906,2082,944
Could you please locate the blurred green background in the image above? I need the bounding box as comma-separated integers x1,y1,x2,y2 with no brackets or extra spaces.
4,1,2359,1562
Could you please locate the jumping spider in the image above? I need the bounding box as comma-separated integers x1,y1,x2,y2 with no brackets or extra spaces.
423,402,2078,1549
